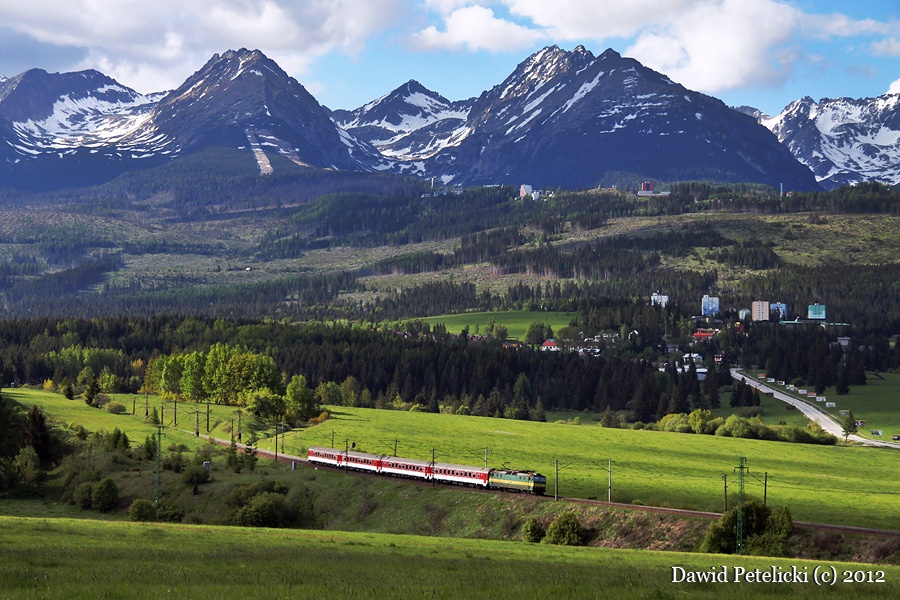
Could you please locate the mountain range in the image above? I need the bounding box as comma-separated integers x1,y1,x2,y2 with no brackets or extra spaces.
0,46,895,192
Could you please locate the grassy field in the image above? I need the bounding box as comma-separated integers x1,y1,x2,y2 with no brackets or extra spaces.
10,387,900,530
0,516,897,599
421,310,579,340
280,405,900,530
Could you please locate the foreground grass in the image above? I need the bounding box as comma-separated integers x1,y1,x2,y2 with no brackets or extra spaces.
1,516,897,599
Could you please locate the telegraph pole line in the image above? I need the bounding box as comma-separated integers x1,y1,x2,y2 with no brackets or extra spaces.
484,447,490,469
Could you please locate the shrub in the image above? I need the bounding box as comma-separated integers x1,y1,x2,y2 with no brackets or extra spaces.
129,499,157,522
91,478,119,512
157,504,185,523
701,500,793,557
163,452,185,473
521,516,545,543
543,512,582,546
183,465,210,485
73,481,94,509
658,413,691,433
106,402,127,415
92,393,110,409
234,492,293,528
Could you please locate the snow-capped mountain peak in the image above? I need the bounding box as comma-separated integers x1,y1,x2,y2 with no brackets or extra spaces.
755,93,900,188
0,67,171,160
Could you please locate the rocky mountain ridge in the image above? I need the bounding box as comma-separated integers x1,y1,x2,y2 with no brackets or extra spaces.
0,46,840,191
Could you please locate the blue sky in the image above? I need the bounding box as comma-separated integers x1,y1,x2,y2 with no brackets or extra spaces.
0,0,897,116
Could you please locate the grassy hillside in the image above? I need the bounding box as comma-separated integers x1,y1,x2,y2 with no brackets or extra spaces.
1,516,897,599
11,388,899,530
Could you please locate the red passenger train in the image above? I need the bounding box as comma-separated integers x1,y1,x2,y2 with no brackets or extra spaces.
307,446,545,494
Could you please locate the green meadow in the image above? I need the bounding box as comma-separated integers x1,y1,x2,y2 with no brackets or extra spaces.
1,516,897,599
421,310,578,340
10,387,900,530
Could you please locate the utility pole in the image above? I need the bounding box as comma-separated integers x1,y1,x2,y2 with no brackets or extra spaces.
431,448,436,487
484,447,490,469
160,402,164,425
722,474,728,512
735,457,748,555
281,420,286,455
394,439,399,457
331,430,335,449
606,458,615,503
555,460,559,501
145,392,149,418
132,396,136,416
174,398,177,426
194,409,199,436
155,425,163,506
274,422,279,463
763,472,768,505
206,403,210,433
237,409,242,443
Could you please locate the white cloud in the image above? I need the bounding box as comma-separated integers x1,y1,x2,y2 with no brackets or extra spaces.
0,0,403,92
889,79,900,95
411,5,540,52
625,0,802,93
872,37,900,57
504,0,696,39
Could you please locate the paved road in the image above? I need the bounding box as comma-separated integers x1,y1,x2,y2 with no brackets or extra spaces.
731,369,900,449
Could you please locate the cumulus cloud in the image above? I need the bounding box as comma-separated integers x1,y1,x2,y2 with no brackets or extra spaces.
871,37,900,57
624,0,803,93
411,5,539,52
0,0,403,92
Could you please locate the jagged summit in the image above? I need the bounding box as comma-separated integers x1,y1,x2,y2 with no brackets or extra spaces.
757,93,900,188
0,44,829,191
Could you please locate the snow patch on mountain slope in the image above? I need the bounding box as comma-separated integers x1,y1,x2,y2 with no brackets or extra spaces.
12,91,170,154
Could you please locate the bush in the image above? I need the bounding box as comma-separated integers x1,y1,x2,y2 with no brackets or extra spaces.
234,492,293,528
157,504,185,523
92,393,110,409
658,413,691,433
521,516,545,543
74,481,94,509
543,512,581,546
129,499,157,522
702,500,793,557
183,465,210,485
106,402,127,415
91,478,119,512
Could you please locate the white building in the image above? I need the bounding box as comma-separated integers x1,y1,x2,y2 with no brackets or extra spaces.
519,184,532,198
701,295,720,317
651,292,669,308
752,300,770,322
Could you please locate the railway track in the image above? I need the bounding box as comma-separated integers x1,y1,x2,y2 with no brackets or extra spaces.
197,433,900,539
